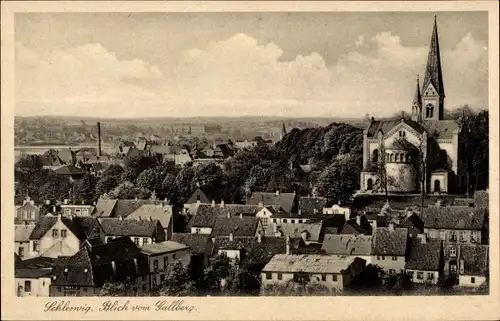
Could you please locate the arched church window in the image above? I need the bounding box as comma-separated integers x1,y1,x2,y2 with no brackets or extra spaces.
434,180,441,193
367,178,373,190
407,154,411,162
395,154,399,162
426,104,433,118
401,154,406,163
389,154,394,162
372,149,379,162
430,107,434,118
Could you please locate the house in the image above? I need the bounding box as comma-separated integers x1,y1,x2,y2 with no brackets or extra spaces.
210,215,264,238
321,234,373,263
256,206,294,229
92,198,166,218
246,191,297,213
140,241,191,290
57,148,76,165
261,254,366,292
183,187,222,214
269,221,323,244
93,199,118,217
15,224,35,259
399,213,424,237
405,235,442,284
60,200,95,217
126,204,174,239
372,225,409,274
172,233,214,269
50,237,149,296
15,268,52,297
27,215,82,259
189,203,261,234
15,196,40,224
420,206,486,244
54,165,86,181
323,203,352,220
99,217,166,246
298,196,327,215
338,215,372,235
458,244,489,288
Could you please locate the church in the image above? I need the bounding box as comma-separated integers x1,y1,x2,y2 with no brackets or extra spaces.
359,17,464,195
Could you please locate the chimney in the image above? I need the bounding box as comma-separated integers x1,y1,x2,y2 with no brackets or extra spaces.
53,205,57,214
459,259,464,274
275,190,280,196
388,222,395,231
257,232,262,243
356,215,361,226
118,216,123,221
227,212,231,219
220,200,225,208
63,199,69,205
149,216,153,221
84,268,88,273
286,235,290,255
64,268,68,273
417,233,427,244
211,200,216,208
45,199,51,205
229,232,233,241
97,122,102,157
239,213,243,219
57,213,62,221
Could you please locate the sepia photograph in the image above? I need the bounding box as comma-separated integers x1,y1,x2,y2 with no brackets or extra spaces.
2,2,499,320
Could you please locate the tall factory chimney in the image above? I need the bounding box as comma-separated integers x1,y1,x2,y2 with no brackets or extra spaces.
97,122,102,157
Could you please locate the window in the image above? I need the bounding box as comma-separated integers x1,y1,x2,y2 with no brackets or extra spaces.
57,286,61,292
24,281,31,292
30,211,36,220
154,260,159,271
64,209,71,216
427,273,435,280
291,220,295,223
61,229,67,238
261,218,268,227
82,209,89,216
450,231,457,242
19,247,24,258
22,210,28,220
160,275,165,282
52,229,59,238
32,241,40,252
471,277,475,284
142,275,146,281
459,232,465,242
164,256,168,268
321,274,326,282
283,219,287,223
173,254,176,260
440,231,446,240
470,232,477,243
389,269,395,275
83,287,87,292
407,271,414,278
367,178,373,190
266,272,272,280
134,238,140,245
277,273,283,280
417,272,424,280
382,256,385,260
152,276,157,286
372,149,379,162
392,256,397,261
143,238,149,245
332,275,337,282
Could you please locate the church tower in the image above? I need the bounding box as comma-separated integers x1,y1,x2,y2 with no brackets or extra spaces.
411,75,423,122
421,16,445,121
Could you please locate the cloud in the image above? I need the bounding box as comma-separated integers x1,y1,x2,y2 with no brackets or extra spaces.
15,31,488,118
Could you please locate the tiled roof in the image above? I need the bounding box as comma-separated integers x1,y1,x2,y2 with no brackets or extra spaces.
16,256,58,269
373,227,408,256
321,234,373,256
339,217,372,235
352,194,463,211
99,218,161,237
15,268,52,279
211,216,260,237
474,190,489,209
421,120,458,140
54,165,86,176
273,222,323,242
420,207,485,230
247,192,296,213
460,244,489,276
52,248,94,286
405,237,442,271
113,199,165,218
172,233,212,255
298,197,328,214
15,224,36,242
140,240,189,255
126,204,173,230
190,204,261,228
57,148,76,164
29,217,59,239
263,254,361,274
186,188,221,204
366,119,425,138
94,199,118,217
400,213,424,233
66,216,101,242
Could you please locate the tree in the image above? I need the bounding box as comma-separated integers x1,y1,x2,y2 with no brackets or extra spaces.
160,173,178,203
107,181,149,199
315,156,358,204
156,261,195,296
173,167,195,204
136,167,165,194
95,165,125,196
100,278,139,296
192,162,224,195
123,153,158,182
72,173,97,204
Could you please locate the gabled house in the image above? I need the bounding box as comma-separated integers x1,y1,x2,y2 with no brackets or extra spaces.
99,217,166,246
54,165,86,181
211,215,264,238
172,233,214,270
189,203,261,234
246,191,297,213
321,234,374,263
399,213,424,237
93,199,118,217
15,256,57,297
405,235,442,284
458,244,489,288
372,225,409,274
338,215,372,235
15,224,36,260
270,221,324,244
57,148,76,166
50,237,149,296
126,204,174,239
15,196,40,224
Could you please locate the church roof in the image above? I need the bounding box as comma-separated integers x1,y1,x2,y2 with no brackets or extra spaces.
412,77,422,107
366,118,458,140
422,16,445,96
366,119,425,138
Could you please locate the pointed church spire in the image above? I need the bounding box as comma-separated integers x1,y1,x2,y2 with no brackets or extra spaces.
411,75,423,122
280,123,287,140
422,15,445,97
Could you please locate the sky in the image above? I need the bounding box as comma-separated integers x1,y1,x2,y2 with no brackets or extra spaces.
15,11,488,118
